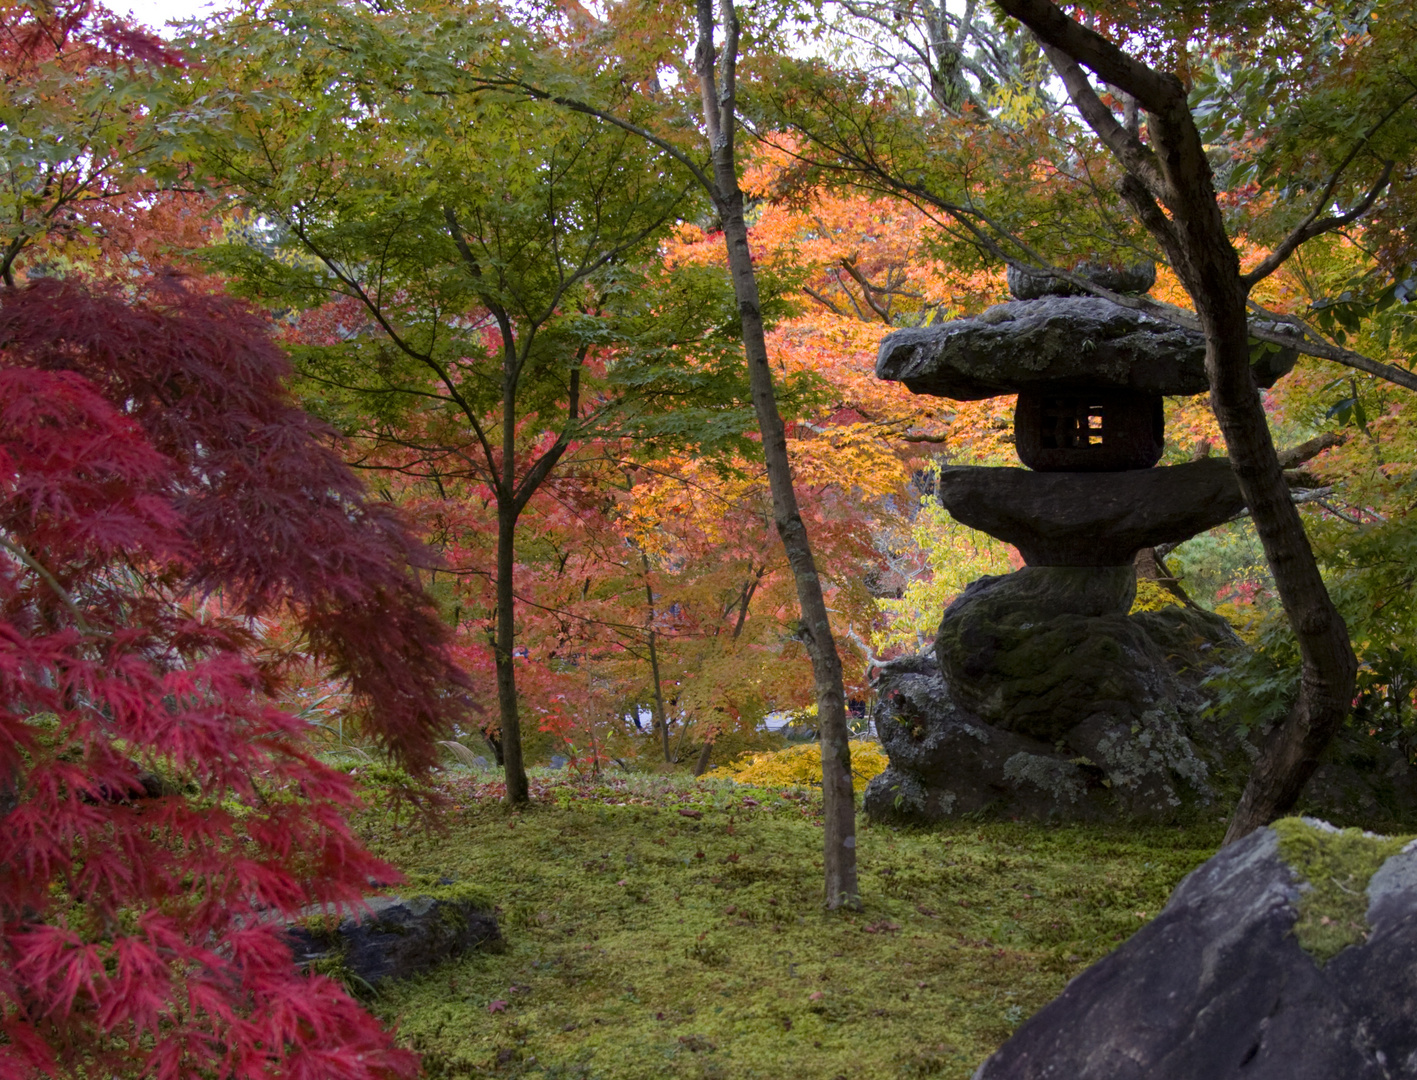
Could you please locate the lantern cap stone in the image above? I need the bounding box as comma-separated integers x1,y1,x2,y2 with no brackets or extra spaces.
1006,260,1156,300
876,296,1298,400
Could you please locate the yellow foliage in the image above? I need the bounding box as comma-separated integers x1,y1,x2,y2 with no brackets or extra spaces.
985,83,1047,125
873,493,1015,653
707,741,889,793
1214,600,1263,644
1129,579,1182,614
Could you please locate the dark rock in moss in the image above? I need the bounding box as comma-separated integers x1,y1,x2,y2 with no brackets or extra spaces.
972,822,1417,1080
288,891,501,988
1297,730,1417,828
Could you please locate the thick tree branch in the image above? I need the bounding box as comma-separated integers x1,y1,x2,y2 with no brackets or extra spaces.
1276,432,1344,471
995,0,1184,114
696,0,725,157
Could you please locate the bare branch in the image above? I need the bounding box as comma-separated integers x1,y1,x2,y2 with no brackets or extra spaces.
803,285,847,316
837,257,894,324
0,534,93,634
478,77,718,199
1245,297,1417,393
1243,160,1397,288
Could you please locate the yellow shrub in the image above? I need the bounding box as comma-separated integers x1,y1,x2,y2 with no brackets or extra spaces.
1130,579,1182,614
707,741,889,793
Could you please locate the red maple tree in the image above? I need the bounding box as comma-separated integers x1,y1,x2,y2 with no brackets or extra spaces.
0,277,470,1079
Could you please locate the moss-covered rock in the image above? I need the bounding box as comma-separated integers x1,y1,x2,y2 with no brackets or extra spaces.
287,887,502,990
1273,817,1409,964
866,569,1248,825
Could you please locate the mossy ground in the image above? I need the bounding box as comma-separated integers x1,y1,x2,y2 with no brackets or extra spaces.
357,769,1222,1080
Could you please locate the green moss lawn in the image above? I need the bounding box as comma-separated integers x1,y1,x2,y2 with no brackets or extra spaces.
356,769,1224,1080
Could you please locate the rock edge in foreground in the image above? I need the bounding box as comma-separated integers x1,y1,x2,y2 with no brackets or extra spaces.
973,820,1417,1080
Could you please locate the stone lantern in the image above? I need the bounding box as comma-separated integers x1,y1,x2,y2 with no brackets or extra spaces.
860,264,1300,824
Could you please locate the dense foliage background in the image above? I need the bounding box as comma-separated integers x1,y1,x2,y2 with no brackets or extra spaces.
2,0,1415,1074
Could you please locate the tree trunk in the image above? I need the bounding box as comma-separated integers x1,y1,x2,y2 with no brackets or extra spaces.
696,0,858,906
1145,137,1355,846
1196,290,1355,843
641,550,673,762
692,737,714,777
495,505,530,804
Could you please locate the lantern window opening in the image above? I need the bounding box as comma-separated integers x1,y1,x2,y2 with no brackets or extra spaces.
1040,396,1110,451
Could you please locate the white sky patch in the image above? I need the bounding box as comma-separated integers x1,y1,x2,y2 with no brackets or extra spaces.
115,0,225,35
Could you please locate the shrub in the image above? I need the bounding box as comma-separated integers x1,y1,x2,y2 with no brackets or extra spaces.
0,278,471,1079
708,741,889,793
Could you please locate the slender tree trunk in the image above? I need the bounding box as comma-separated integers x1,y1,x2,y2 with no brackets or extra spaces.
640,550,673,762
692,737,715,777
695,0,858,908
495,505,530,803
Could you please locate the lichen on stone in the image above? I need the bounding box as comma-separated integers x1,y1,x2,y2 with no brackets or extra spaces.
1272,816,1413,964
1002,752,1085,805
875,768,930,814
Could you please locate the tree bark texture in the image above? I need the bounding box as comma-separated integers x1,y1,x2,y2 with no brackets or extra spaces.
495,507,530,804
696,0,859,906
996,0,1357,844
641,550,673,762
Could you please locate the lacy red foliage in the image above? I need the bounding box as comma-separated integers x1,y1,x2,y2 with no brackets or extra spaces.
1,0,182,73
0,278,470,1078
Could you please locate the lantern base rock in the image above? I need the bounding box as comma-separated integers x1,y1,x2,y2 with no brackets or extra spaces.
865,567,1417,826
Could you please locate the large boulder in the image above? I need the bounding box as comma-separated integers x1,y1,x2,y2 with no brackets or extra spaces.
973,819,1417,1079
876,296,1297,401
935,460,1247,566
865,589,1243,824
288,890,502,988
